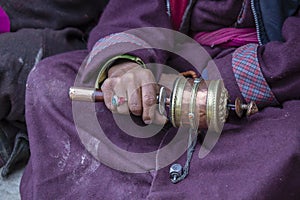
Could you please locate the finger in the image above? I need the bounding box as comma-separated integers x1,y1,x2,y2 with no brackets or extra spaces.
120,71,142,116
127,86,142,116
101,78,118,112
115,96,130,115
141,82,157,124
180,70,198,78
153,110,168,125
112,78,130,115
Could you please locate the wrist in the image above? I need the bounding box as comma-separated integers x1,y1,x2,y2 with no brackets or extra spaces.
95,54,146,89
108,61,141,78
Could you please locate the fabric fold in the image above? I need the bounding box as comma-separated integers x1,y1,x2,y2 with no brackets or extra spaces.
194,27,258,48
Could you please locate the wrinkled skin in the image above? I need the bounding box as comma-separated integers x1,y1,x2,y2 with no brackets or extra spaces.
101,62,167,125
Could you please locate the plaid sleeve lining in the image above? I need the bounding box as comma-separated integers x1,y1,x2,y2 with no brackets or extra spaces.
232,43,278,106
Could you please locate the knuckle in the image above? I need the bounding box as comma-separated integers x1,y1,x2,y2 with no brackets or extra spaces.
123,72,134,82
141,69,152,77
143,94,156,106
129,101,141,112
100,80,110,91
101,78,115,91
130,106,142,115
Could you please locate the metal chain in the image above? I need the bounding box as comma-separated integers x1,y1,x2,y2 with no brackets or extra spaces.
171,128,198,184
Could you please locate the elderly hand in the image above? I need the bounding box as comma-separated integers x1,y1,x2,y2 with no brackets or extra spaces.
101,61,167,125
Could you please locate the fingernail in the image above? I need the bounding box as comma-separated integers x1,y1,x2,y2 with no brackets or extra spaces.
144,120,152,125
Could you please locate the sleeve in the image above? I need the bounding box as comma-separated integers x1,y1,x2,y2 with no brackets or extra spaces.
216,10,300,109
87,0,172,52
0,0,108,33
0,28,86,128
77,0,174,87
258,10,300,104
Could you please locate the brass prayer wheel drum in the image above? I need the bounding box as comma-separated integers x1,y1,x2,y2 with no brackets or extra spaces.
206,79,229,133
169,76,229,132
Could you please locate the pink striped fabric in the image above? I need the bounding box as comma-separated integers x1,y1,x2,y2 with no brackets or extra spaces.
194,27,258,48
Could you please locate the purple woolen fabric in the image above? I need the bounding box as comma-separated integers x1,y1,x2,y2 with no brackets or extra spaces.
0,6,10,33
258,10,300,103
21,51,154,200
194,28,258,48
0,0,108,32
0,0,108,173
87,0,172,51
21,50,300,199
21,0,300,199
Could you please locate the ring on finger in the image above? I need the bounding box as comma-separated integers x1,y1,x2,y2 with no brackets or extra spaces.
111,95,128,107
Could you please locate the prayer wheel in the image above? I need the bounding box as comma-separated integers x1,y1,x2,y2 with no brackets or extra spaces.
69,73,258,132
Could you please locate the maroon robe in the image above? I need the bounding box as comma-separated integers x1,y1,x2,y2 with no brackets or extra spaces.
21,0,300,199
0,0,108,173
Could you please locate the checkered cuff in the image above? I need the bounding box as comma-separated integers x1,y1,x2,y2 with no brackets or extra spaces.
232,43,279,106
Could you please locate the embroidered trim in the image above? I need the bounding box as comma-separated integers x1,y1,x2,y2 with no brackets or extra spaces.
87,32,151,65
232,43,278,106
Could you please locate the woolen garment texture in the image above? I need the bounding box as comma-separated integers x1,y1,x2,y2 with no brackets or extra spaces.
0,0,108,128
0,28,86,131
21,0,300,199
0,28,87,170
0,0,108,169
21,51,300,199
0,0,108,33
